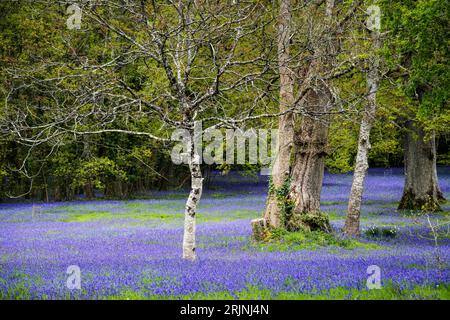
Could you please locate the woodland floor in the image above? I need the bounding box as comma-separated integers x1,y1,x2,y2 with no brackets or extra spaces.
0,168,449,299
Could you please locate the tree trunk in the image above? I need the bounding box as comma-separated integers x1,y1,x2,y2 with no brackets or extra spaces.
287,88,331,232
251,218,267,241
398,122,443,211
344,30,381,237
284,0,336,232
182,150,203,260
263,0,294,229
84,183,95,200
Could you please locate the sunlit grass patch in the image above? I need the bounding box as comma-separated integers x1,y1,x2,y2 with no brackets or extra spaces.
207,193,239,199
60,211,183,222
246,229,384,252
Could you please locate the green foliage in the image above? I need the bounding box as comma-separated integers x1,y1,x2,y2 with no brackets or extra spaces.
267,177,294,228
0,0,448,202
364,225,399,240
253,228,382,251
380,0,450,132
285,211,330,233
72,157,127,192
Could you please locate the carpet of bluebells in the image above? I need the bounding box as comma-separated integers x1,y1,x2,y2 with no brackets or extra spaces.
0,168,449,299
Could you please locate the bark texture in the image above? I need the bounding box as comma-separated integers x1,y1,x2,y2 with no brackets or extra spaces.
344,31,381,237
263,0,294,228
182,151,203,260
398,122,443,211
285,1,336,232
251,218,267,241
287,87,331,232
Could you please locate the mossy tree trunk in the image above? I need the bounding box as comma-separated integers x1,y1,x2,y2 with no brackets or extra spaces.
284,0,337,233
287,87,331,232
398,121,444,211
263,0,294,229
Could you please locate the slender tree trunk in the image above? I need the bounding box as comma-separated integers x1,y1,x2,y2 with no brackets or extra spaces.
398,122,443,211
264,0,294,228
82,135,95,199
344,30,381,237
182,148,203,260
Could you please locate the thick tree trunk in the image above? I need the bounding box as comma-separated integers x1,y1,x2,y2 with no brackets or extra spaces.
287,88,331,232
182,151,203,260
284,1,336,232
344,31,381,237
263,0,294,229
84,183,94,200
398,122,443,211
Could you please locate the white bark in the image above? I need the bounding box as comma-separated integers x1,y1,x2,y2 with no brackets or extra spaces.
326,0,335,17
344,31,381,236
182,152,203,260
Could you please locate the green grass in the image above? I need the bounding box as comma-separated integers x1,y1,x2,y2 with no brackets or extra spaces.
321,201,343,205
323,211,343,220
60,211,183,222
246,229,383,252
120,202,184,210
207,193,239,199
57,206,258,223
0,271,45,300
108,283,450,300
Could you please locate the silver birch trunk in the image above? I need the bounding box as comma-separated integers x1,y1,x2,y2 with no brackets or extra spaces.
344,32,381,237
182,150,203,260
263,0,294,228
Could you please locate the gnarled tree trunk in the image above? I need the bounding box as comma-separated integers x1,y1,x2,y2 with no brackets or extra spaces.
284,0,336,232
287,87,331,232
398,121,443,211
264,0,294,228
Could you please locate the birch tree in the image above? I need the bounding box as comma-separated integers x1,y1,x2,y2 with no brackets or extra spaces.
2,0,275,260
344,5,381,237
